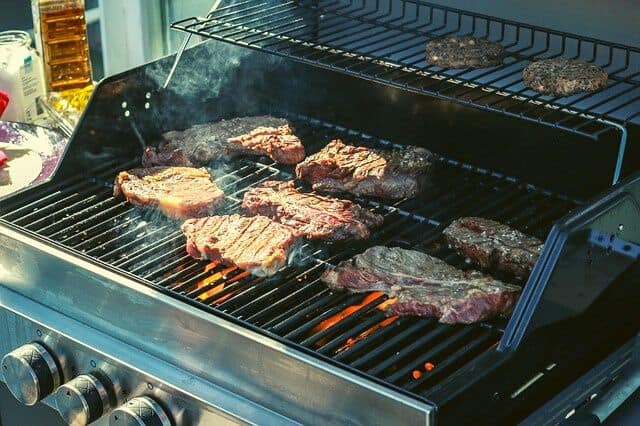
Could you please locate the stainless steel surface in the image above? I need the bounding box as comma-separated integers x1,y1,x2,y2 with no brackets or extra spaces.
109,396,172,426
1,342,61,406
0,224,434,425
54,374,111,426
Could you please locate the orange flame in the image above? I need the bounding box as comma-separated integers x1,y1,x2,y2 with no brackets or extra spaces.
194,263,245,302
312,291,389,334
424,362,435,371
335,315,399,353
412,370,422,380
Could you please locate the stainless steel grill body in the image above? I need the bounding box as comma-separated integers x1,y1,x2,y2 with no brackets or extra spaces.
1,38,639,425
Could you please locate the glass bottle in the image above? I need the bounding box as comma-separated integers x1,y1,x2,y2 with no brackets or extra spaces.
32,0,93,91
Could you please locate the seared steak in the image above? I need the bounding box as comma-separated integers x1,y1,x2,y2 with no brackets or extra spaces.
295,139,433,199
114,167,224,219
443,217,543,278
242,180,383,242
143,116,305,166
181,214,297,277
322,246,520,324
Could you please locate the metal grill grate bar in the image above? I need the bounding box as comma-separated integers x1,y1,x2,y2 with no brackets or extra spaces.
1,114,581,401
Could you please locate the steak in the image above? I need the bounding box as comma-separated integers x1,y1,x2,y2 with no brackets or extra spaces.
181,214,298,277
142,116,305,167
295,139,434,199
322,246,520,324
242,180,384,242
114,166,224,219
443,217,543,278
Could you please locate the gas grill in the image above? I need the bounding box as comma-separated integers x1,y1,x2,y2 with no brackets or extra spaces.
1,1,639,425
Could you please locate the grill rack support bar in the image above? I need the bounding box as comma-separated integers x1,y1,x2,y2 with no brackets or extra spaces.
163,0,224,89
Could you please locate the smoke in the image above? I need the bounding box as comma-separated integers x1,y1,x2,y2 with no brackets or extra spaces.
143,40,286,132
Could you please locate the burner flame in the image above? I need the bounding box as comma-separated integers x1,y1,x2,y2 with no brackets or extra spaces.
311,291,391,335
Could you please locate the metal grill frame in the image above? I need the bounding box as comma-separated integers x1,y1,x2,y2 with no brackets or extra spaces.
170,0,640,184
0,114,581,406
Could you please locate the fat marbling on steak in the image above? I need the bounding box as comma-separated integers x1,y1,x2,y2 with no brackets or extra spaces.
425,36,505,69
522,58,608,96
143,116,306,167
295,139,434,199
242,180,383,242
322,246,520,324
443,217,543,278
181,214,298,277
114,166,224,219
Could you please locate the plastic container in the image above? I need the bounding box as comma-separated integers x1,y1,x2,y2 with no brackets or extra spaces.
0,31,47,123
32,0,93,91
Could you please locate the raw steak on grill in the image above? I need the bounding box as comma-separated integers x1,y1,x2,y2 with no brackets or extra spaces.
142,116,305,167
322,246,520,324
181,214,298,277
443,217,543,278
295,139,434,199
114,166,224,219
242,180,383,242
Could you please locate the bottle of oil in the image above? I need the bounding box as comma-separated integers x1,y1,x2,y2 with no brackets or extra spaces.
32,0,92,92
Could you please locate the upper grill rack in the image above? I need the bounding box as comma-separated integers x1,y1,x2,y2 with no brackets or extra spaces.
0,115,579,403
171,0,639,181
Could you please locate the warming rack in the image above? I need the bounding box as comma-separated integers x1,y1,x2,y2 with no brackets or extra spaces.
169,0,640,184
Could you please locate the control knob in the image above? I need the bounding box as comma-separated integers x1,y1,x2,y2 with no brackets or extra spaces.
54,373,111,426
109,396,172,426
1,342,62,406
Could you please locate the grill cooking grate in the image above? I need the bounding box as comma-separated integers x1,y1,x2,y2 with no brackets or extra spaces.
0,115,580,400
171,0,640,139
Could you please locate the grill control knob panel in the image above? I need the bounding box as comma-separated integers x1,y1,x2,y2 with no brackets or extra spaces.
109,396,172,426
54,373,111,426
1,342,61,406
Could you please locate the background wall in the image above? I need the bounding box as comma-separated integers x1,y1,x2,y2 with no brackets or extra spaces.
427,0,639,47
1,0,638,80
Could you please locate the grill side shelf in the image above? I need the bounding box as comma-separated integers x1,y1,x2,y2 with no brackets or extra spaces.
500,172,640,351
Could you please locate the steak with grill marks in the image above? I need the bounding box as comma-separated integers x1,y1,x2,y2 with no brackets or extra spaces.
295,139,434,199
114,166,224,219
443,217,543,278
242,180,383,242
181,214,298,277
322,246,520,324
142,116,305,167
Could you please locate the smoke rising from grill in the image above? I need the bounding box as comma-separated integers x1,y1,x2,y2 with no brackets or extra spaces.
144,40,285,132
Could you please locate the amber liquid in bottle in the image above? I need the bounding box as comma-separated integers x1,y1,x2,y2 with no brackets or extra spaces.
37,1,92,91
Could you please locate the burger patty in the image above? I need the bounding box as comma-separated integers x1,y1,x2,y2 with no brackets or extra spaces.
522,58,608,96
425,36,505,69
114,166,224,219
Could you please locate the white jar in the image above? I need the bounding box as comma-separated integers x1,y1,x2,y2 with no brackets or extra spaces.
0,31,47,123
